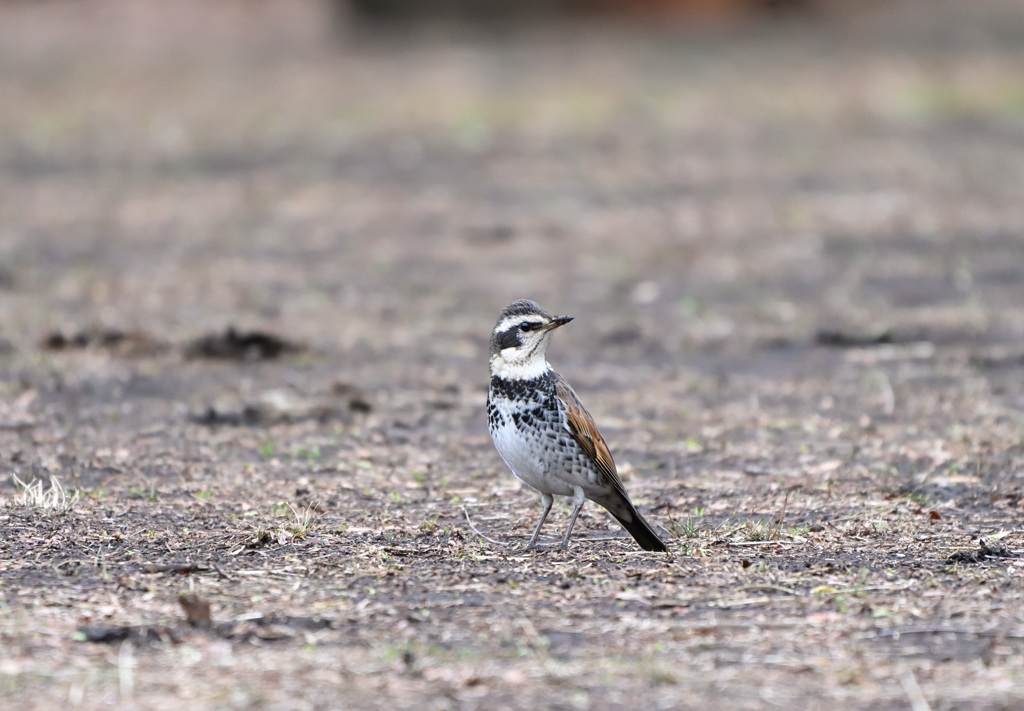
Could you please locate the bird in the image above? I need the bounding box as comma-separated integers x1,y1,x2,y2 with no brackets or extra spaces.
486,299,668,552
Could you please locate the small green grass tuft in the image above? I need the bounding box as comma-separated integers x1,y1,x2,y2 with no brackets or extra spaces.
286,502,323,537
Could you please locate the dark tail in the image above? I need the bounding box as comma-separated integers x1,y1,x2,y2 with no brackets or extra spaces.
609,505,669,552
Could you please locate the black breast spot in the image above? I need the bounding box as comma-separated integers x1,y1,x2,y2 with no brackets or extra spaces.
490,373,556,401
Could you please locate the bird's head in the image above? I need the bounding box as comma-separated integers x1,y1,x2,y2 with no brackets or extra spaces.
489,300,573,380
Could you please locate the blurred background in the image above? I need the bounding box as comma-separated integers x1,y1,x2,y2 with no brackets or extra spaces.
2,4,1024,707
0,0,1022,381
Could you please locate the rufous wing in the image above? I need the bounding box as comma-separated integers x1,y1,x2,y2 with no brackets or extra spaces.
554,375,625,491
554,373,669,552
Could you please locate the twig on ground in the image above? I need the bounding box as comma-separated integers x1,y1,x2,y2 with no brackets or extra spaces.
735,584,802,596
142,563,209,575
461,506,507,547
901,670,931,711
211,563,236,582
581,535,648,543
873,627,1024,640
772,490,791,539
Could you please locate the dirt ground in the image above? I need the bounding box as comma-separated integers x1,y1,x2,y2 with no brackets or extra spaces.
2,0,1024,709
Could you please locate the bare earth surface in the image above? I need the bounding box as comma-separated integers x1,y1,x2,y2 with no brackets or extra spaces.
2,1,1024,708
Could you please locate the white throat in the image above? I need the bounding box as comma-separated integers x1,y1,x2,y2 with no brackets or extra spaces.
490,352,551,381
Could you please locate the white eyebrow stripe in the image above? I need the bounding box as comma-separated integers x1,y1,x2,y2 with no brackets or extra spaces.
493,315,546,334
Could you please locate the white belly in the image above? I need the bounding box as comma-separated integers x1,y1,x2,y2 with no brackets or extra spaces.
491,419,575,497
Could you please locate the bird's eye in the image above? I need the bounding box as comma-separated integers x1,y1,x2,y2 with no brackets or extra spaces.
519,322,536,332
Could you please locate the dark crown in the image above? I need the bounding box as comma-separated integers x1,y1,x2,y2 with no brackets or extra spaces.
497,299,552,323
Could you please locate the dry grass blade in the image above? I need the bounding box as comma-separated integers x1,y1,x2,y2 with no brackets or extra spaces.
11,472,79,512
286,502,324,537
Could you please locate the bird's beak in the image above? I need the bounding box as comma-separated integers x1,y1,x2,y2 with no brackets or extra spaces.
546,315,574,330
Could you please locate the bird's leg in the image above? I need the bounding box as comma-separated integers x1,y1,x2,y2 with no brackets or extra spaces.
525,493,554,550
560,486,587,549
